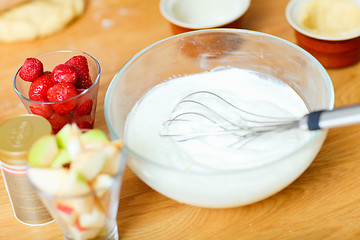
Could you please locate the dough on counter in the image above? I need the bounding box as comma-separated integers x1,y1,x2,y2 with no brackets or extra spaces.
0,0,85,43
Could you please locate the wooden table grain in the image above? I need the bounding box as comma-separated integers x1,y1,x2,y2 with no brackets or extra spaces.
1,0,360,239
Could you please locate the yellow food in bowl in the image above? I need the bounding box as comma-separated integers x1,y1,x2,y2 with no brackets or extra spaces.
298,0,360,38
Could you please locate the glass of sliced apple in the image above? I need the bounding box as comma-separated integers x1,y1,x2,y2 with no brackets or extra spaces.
26,124,125,240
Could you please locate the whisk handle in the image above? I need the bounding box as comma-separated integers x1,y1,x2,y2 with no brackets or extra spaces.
301,104,360,131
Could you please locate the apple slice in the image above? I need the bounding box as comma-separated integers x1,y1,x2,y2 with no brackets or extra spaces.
78,205,106,229
62,170,91,196
27,167,69,195
101,140,123,176
80,129,110,150
55,202,77,225
92,173,113,197
56,123,72,148
57,194,94,216
56,123,83,159
28,135,59,167
69,220,102,240
60,170,94,213
50,149,71,168
93,174,112,190
71,151,107,181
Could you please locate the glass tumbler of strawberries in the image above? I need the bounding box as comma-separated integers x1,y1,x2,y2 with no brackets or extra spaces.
13,50,101,133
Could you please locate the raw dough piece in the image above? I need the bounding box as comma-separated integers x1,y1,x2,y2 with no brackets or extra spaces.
0,0,30,12
0,0,85,42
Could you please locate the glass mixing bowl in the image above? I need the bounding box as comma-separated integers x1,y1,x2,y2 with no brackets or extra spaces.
104,29,334,208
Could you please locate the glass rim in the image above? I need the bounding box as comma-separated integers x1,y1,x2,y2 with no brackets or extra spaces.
104,28,335,175
26,151,126,199
13,50,101,105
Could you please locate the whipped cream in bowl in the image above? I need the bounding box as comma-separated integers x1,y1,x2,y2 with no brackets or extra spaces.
105,29,334,208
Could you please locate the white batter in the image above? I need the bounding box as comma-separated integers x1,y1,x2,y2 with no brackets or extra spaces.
124,67,314,173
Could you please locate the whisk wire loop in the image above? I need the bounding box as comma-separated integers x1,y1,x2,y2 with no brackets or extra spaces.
160,91,301,144
160,90,360,146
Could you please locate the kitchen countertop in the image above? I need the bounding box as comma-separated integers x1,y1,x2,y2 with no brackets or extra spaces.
1,0,360,239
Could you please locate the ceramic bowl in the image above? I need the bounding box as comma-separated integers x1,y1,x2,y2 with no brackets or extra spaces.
160,0,251,34
286,0,360,68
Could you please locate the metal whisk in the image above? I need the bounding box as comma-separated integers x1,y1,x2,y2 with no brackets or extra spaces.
160,91,360,144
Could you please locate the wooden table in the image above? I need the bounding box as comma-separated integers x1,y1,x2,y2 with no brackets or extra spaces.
1,0,360,239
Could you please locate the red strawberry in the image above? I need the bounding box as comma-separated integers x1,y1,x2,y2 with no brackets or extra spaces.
72,115,93,129
51,64,77,84
19,58,44,82
47,112,71,132
47,83,78,115
77,89,85,94
75,99,93,116
29,95,53,118
65,55,92,89
28,72,53,100
29,94,48,102
30,103,53,119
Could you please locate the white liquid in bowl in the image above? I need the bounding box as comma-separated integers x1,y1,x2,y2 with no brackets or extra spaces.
124,67,324,208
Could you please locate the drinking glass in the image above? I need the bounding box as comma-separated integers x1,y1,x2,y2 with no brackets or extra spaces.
27,151,126,240
14,50,101,133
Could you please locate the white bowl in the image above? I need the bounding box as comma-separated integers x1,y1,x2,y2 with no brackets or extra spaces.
160,0,251,29
105,29,334,208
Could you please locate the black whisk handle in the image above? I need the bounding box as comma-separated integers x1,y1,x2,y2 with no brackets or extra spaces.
302,104,360,131
306,110,325,130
